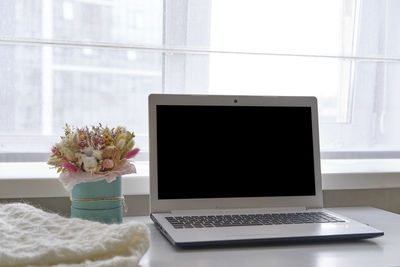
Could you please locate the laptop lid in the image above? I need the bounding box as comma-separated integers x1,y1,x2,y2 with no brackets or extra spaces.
149,94,323,213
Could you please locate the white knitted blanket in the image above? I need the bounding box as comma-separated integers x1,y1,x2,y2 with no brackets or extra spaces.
0,203,149,267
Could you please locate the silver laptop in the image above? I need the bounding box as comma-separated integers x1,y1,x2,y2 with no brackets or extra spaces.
148,94,383,248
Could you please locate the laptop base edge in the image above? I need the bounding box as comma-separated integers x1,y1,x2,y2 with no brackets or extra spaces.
151,213,383,249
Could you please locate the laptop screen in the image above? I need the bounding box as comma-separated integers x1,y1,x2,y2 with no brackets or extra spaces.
156,105,316,200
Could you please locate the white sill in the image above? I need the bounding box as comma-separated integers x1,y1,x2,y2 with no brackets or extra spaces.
1,159,400,198
322,159,400,190
0,162,149,198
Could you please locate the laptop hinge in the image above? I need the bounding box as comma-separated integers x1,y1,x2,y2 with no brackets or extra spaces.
171,207,306,215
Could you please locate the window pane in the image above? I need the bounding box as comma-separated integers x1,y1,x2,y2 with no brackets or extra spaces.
0,44,162,155
165,52,400,154
2,0,400,162
0,0,163,46
163,52,352,124
210,0,354,57
321,60,400,152
208,54,351,123
0,0,163,160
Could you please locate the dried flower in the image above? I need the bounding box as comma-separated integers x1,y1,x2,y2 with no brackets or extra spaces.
117,139,126,150
47,124,139,177
83,146,93,156
125,148,140,159
93,150,103,160
82,155,97,173
102,159,114,169
103,145,117,159
61,161,78,172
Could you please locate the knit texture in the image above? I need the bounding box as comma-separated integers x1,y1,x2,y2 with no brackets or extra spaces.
0,203,149,267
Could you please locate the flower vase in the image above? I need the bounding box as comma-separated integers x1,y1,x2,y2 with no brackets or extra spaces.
71,176,123,224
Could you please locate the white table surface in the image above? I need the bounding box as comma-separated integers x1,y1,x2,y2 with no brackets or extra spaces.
126,207,399,267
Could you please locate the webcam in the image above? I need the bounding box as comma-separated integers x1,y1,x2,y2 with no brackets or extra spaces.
234,99,238,103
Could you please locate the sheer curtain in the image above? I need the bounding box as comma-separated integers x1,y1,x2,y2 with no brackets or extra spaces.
0,0,163,161
0,0,399,162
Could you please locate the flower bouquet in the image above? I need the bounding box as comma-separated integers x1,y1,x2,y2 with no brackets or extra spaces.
48,124,139,223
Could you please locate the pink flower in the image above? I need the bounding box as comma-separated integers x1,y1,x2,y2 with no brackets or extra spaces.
95,136,105,145
51,147,56,153
61,161,78,172
103,159,114,169
125,148,140,159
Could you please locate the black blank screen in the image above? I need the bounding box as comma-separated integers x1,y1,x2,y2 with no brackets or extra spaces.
156,105,316,199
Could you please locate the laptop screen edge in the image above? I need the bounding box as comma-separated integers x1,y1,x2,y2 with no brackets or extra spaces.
148,94,323,213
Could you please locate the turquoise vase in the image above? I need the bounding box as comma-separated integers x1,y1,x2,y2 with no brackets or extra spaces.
71,176,123,224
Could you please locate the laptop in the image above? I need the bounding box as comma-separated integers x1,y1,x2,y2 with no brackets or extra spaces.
148,94,383,248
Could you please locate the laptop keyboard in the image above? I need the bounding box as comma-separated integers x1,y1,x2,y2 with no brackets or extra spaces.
165,212,345,229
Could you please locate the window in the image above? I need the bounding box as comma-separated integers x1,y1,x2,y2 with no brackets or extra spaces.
1,0,400,164
0,0,163,162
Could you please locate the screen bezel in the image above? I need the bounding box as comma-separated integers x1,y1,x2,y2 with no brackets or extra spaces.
149,94,323,213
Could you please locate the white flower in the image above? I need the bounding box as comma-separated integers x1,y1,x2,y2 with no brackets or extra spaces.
82,155,97,173
83,146,93,156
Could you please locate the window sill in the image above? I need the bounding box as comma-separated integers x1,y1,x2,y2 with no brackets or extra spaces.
1,159,400,198
0,162,149,198
322,159,400,190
